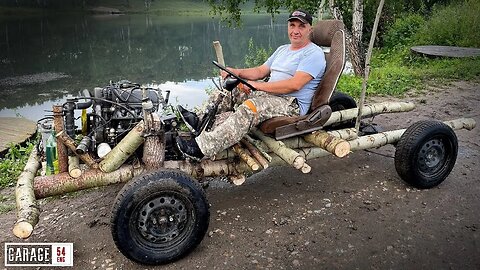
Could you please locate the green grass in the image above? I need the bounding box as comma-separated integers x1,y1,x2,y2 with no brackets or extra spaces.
338,0,480,99
338,49,480,99
0,140,36,189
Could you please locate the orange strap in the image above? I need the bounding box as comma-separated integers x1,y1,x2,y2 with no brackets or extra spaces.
243,100,257,114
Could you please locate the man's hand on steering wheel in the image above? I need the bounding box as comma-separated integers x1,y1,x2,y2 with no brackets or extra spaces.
213,61,257,92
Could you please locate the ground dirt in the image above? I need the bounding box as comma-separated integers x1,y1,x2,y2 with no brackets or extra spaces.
1,81,479,270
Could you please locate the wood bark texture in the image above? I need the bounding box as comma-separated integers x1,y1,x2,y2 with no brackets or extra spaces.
14,147,41,239
99,121,145,173
355,0,385,132
53,105,68,173
56,131,98,168
34,165,145,199
142,113,165,169
325,102,416,127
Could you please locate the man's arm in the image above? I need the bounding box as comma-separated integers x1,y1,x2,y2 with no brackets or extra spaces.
247,71,313,94
222,64,270,81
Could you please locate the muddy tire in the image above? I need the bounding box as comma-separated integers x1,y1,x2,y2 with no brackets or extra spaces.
328,91,357,129
111,170,209,265
395,120,458,189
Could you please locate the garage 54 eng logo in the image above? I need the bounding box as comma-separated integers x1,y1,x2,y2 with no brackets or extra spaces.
4,243,73,267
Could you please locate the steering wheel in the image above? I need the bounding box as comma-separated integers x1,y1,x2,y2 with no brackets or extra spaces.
212,61,257,91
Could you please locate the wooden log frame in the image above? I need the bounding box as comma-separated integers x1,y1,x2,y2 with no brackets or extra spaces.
13,116,476,239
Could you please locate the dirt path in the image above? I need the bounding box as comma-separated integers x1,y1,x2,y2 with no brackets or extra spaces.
1,81,479,270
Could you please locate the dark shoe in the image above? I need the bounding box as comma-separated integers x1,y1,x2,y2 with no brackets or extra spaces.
176,136,204,160
177,105,199,132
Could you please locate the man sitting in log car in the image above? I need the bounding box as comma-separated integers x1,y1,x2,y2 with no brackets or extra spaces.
176,9,326,159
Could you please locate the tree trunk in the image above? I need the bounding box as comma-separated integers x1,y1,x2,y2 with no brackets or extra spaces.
329,0,365,76
14,147,41,239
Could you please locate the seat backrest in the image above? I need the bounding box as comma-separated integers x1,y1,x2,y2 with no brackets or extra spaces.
310,20,346,111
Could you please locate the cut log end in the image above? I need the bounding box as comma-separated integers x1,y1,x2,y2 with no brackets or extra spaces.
229,174,246,186
301,163,311,174
13,221,33,239
334,141,351,157
293,156,305,170
69,168,82,178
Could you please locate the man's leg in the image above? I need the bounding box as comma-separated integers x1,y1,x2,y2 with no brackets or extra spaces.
195,93,299,157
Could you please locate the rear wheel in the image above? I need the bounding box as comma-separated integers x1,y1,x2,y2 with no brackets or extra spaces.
395,120,458,189
327,91,357,129
111,170,209,265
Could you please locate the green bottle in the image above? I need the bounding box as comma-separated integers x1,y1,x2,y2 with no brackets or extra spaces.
45,131,58,175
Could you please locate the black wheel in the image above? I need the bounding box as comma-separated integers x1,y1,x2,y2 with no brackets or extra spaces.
395,120,458,189
111,170,209,265
327,91,357,129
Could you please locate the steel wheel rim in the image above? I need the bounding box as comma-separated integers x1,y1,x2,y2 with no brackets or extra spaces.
417,138,446,176
131,192,195,248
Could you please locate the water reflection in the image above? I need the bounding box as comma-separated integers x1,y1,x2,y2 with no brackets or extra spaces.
0,13,289,120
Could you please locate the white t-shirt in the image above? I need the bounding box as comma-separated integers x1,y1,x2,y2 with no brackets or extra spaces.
264,43,326,115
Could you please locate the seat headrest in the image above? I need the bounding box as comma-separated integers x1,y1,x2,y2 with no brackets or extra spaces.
311,20,345,47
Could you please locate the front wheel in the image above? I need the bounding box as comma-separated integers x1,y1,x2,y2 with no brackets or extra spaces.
394,120,458,189
111,170,209,265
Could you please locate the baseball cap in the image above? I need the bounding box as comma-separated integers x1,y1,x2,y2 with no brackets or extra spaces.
287,9,313,25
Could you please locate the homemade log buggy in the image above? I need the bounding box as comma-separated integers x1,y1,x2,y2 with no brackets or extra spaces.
13,20,476,265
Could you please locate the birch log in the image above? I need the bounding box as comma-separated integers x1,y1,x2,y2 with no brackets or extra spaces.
56,131,98,168
13,147,41,239
34,165,146,199
252,129,306,170
324,102,416,127
68,156,82,178
244,134,272,162
232,143,260,171
99,121,145,173
304,131,351,157
241,139,269,169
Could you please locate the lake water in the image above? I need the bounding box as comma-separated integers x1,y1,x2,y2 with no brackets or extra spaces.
0,13,290,121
